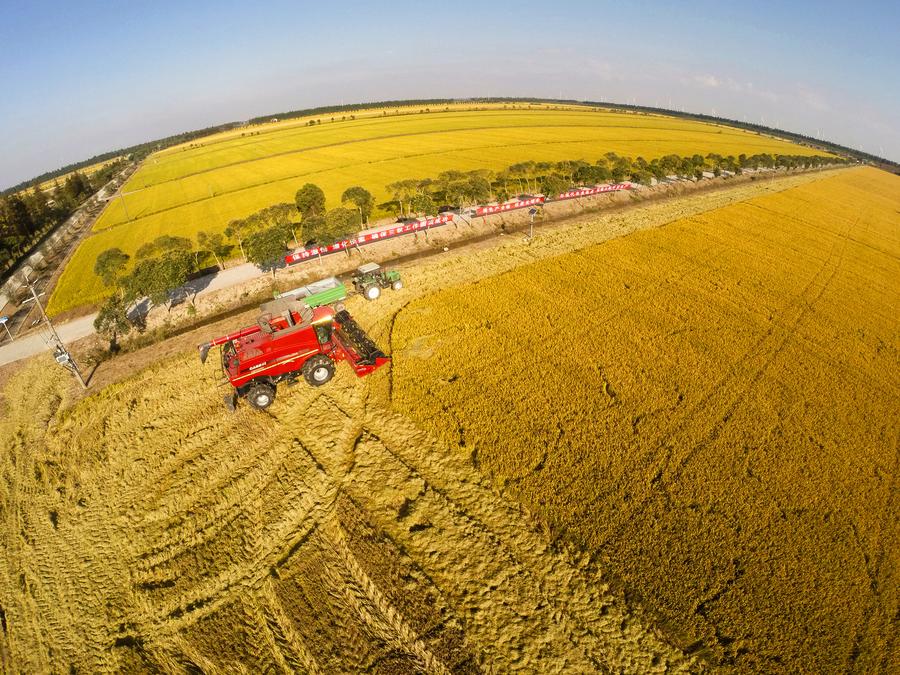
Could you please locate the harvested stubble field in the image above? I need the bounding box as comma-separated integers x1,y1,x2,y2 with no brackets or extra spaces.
392,167,900,671
48,103,825,315
1,168,894,673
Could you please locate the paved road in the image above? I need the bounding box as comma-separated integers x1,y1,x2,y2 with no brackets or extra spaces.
0,314,97,366
0,262,267,367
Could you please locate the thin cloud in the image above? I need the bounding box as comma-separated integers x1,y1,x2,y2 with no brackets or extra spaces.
693,74,721,88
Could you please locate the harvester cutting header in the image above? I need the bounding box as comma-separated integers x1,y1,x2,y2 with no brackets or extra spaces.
198,297,389,411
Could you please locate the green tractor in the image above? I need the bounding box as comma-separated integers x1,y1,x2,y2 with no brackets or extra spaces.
351,262,403,301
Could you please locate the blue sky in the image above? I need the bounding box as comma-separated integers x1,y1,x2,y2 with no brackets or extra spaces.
1,0,898,189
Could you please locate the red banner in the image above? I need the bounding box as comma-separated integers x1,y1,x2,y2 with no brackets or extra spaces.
284,183,634,266
555,183,632,200
285,214,454,265
475,196,545,217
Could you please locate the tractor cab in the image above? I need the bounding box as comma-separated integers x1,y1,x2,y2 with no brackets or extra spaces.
351,262,403,300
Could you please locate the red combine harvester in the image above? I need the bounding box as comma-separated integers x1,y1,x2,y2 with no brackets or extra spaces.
198,298,389,410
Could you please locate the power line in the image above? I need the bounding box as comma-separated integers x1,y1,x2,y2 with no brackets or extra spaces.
21,273,86,389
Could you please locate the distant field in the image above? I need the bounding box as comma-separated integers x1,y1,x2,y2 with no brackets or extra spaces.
48,103,826,314
26,157,122,194
391,167,900,671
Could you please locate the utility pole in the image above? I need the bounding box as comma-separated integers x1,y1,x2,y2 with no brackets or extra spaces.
528,207,539,239
21,274,87,389
0,315,12,342
116,190,131,221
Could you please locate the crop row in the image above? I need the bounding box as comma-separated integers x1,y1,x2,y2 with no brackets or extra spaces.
390,167,900,670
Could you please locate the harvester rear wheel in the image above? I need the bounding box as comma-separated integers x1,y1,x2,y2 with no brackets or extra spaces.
303,355,335,387
246,382,276,410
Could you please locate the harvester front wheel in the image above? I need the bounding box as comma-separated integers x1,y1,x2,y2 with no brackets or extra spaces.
364,285,381,301
303,355,335,387
246,382,276,410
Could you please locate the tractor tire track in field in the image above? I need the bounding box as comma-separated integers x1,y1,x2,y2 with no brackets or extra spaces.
598,206,860,546
6,174,854,671
0,349,693,672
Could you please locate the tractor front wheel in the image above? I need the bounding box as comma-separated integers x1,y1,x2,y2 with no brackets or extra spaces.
303,355,335,387
246,382,276,410
391,279,403,291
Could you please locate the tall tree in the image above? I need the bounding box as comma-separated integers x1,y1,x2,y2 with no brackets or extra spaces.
466,175,492,204
256,202,296,227
409,193,434,216
324,207,359,240
135,241,158,259
1,196,35,237
94,294,131,349
196,231,229,269
124,250,194,309
386,179,420,216
25,184,51,227
541,174,569,198
299,215,326,245
224,217,250,261
341,186,374,224
153,234,192,252
63,171,90,203
294,183,326,219
245,225,289,276
93,248,130,286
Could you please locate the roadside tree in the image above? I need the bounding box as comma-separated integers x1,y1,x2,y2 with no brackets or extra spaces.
93,294,131,349
94,248,130,286
324,207,359,240
245,225,290,276
341,186,375,224
295,183,326,219
196,231,229,269
409,193,435,216
541,174,570,197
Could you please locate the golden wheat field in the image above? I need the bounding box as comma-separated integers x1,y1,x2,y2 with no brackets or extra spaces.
392,167,900,671
47,103,826,315
2,168,895,673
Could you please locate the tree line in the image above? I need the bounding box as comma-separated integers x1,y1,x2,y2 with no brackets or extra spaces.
91,183,377,343
381,151,845,215
0,162,126,275
92,149,842,345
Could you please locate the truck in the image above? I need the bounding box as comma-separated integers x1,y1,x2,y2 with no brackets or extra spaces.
351,263,403,300
198,297,389,411
273,276,347,307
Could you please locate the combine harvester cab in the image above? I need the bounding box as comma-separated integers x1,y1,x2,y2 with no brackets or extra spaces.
198,298,389,411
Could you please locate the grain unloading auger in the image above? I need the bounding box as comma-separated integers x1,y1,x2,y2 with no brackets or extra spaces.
198,298,389,411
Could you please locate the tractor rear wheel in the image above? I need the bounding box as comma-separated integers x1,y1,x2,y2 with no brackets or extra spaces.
364,284,381,301
391,279,403,291
246,382,276,410
303,355,335,386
